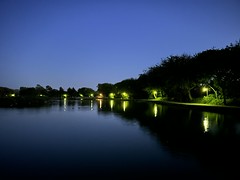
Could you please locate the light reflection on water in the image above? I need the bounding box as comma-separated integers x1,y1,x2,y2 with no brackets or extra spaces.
0,99,240,179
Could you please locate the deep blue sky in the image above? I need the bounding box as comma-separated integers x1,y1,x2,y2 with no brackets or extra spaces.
1,0,239,90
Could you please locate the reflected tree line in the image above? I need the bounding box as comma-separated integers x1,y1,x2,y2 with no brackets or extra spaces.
53,98,240,177
1,40,240,107
96,99,240,176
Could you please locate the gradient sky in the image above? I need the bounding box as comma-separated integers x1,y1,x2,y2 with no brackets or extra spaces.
0,0,239,90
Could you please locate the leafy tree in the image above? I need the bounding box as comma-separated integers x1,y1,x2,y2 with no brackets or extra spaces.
19,87,37,97
97,83,115,97
194,41,240,104
153,54,196,101
78,87,95,97
67,87,78,98
114,78,138,99
0,87,15,97
35,84,47,96
59,87,65,97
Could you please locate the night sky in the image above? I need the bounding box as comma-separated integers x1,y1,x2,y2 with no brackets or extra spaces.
0,0,239,90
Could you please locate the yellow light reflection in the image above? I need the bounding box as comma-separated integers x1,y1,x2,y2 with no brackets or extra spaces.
99,99,102,109
122,101,129,112
90,100,93,110
154,103,158,117
63,98,67,111
203,116,209,132
110,100,114,110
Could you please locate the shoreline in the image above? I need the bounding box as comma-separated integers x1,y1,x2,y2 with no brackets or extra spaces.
95,97,240,113
1,97,240,113
134,99,240,113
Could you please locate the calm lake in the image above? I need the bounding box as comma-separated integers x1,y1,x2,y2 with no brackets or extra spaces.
0,99,240,180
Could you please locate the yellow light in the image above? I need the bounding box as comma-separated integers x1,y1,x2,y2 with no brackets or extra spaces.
99,99,102,109
153,90,157,99
97,93,103,99
202,87,208,96
110,100,114,110
63,98,67,111
122,101,129,111
10,93,15,97
109,93,115,99
90,100,93,110
202,87,208,92
122,92,129,99
154,104,158,117
203,116,209,132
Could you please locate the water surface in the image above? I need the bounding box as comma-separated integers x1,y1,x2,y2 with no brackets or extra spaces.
0,99,239,179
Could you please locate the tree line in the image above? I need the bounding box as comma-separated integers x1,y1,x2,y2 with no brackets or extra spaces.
97,40,240,105
1,40,240,106
0,85,95,107
0,85,95,98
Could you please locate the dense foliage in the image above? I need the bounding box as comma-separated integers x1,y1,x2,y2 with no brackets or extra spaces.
97,40,240,105
1,40,239,106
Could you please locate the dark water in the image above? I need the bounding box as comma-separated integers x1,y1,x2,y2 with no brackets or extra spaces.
0,99,240,180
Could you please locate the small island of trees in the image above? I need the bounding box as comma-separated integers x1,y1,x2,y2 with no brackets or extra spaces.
1,40,240,107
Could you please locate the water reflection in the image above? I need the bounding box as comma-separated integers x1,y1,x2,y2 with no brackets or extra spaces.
202,112,224,134
151,103,165,118
90,100,93,111
154,103,158,117
122,101,128,112
58,99,96,111
36,99,240,178
58,99,239,145
63,98,67,111
203,115,209,132
1,99,240,179
98,99,102,109
96,99,240,176
110,99,114,110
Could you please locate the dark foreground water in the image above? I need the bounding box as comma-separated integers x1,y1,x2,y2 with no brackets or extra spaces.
0,99,240,180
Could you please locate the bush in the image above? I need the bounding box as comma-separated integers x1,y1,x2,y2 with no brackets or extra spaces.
202,94,224,105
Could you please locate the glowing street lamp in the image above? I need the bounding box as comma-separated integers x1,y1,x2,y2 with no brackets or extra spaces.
10,93,15,97
121,92,129,99
109,93,115,99
202,87,208,96
97,93,103,99
152,90,157,99
63,94,68,98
